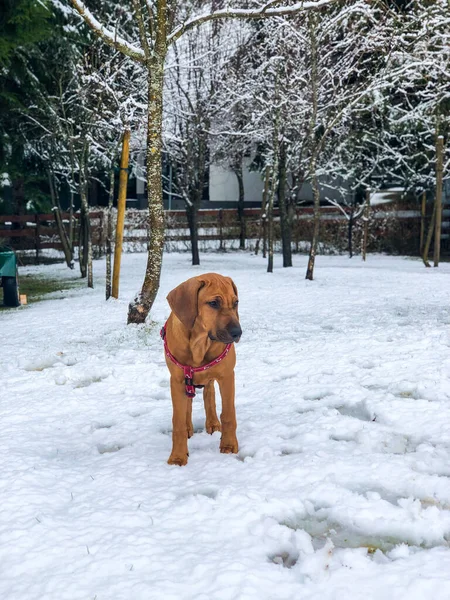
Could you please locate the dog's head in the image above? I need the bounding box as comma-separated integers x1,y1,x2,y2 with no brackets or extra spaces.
167,273,241,343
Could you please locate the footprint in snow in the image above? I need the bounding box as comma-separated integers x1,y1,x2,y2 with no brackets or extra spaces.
179,488,218,500
269,551,298,568
303,390,333,401
329,430,358,443
91,421,115,432
128,410,149,418
73,372,110,388
97,442,125,454
272,372,298,383
336,402,376,422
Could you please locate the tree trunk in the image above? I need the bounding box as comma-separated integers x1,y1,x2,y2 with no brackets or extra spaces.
234,161,246,250
69,190,75,250
348,207,354,259
48,169,74,269
79,204,88,279
291,174,304,252
362,189,370,262
305,13,319,281
423,200,437,267
11,174,25,248
305,163,320,280
186,204,200,266
262,216,267,259
79,196,93,287
433,135,444,267
106,167,115,300
185,127,207,266
127,55,166,324
11,176,25,217
278,140,292,267
267,169,275,273
268,67,281,273
419,191,426,256
255,165,270,256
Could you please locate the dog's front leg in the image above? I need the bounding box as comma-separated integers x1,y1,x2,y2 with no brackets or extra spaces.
218,373,238,454
204,381,221,434
168,378,189,466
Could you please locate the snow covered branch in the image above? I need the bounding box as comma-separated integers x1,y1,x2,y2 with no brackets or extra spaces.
167,0,343,45
70,0,146,62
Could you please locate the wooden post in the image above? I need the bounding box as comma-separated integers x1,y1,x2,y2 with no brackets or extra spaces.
433,135,444,267
362,189,370,261
419,191,426,256
112,129,131,299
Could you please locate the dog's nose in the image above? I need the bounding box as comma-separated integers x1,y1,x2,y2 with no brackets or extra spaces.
229,325,242,341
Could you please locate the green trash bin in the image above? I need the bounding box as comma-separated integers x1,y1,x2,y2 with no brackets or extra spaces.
0,246,20,307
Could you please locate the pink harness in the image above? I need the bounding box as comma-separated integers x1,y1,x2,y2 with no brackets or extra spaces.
160,323,232,398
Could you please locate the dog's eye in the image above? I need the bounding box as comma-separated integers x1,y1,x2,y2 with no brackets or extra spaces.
208,300,220,309
234,301,239,308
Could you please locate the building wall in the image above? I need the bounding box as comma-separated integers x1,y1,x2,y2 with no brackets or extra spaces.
207,161,351,208
209,162,264,205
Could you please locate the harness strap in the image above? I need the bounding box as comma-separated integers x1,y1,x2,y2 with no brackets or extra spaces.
160,323,231,398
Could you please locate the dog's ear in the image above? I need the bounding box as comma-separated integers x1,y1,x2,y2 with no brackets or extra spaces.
227,277,238,298
167,277,205,329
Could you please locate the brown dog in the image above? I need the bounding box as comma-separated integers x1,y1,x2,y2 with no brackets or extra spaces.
163,273,242,466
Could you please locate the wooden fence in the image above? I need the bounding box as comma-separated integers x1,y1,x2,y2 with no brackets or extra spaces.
0,205,428,262
0,212,106,262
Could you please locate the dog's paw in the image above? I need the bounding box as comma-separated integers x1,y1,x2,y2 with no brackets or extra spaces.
168,453,188,466
187,424,194,439
220,438,238,454
206,421,221,435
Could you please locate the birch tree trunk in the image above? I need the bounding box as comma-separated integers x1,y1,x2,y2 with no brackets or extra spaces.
128,53,166,324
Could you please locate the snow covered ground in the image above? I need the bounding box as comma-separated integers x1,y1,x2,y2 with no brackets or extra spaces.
2,252,450,600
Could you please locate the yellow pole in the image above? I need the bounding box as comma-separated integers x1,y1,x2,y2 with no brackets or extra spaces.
112,128,131,299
